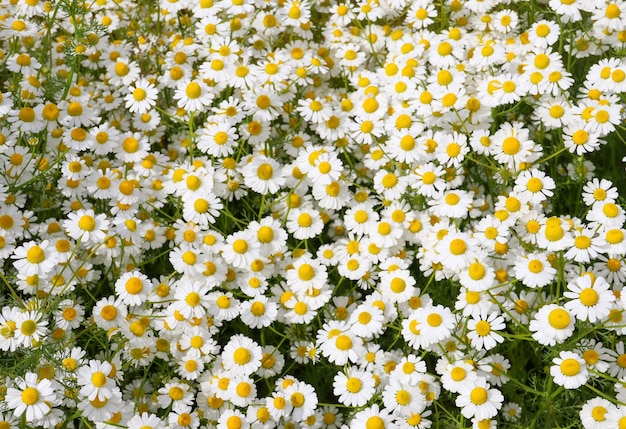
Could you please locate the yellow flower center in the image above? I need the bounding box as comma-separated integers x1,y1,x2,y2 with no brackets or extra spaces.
449,238,466,255
185,291,201,306
233,347,251,365
470,387,488,405
298,264,315,281
133,88,147,101
21,387,39,405
194,199,209,213
101,305,117,321
547,308,570,329
256,95,271,109
535,23,550,37
232,239,248,254
475,320,491,336
583,349,599,365
591,406,607,422
527,259,543,273
466,290,481,304
390,278,406,293
91,371,107,387
185,82,202,99
451,367,466,381
26,246,45,264
290,392,305,407
257,163,273,180
251,301,265,316
502,137,520,155
560,358,580,376
579,288,599,306
346,377,362,393
366,416,385,429
606,3,621,19
526,178,543,193
335,334,352,350
603,203,619,218
78,215,96,231
115,62,129,76
125,277,143,294
226,416,242,429
427,313,442,327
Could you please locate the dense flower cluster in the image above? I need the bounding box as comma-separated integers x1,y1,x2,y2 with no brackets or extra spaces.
1,0,626,428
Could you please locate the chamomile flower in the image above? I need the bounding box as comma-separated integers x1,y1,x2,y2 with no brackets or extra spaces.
435,132,469,168
513,251,556,288
125,79,158,114
437,232,478,271
592,1,626,32
283,380,318,422
182,194,223,226
382,378,426,417
14,310,47,348
239,295,278,329
529,304,576,346
171,280,210,319
77,360,118,401
582,178,619,206
440,360,478,394
568,227,608,263
156,379,195,412
168,406,200,429
115,270,150,306
222,334,263,376
466,313,506,351
92,296,127,330
513,169,555,206
197,121,239,158
373,169,409,201
536,216,575,252
456,378,503,421
55,299,85,330
528,20,561,48
348,303,385,339
207,291,241,322
564,274,615,323
406,0,437,28
63,209,109,245
429,190,473,219
549,0,586,22
595,254,626,284
174,80,214,112
580,397,620,429
576,339,612,374
415,305,456,346
5,372,56,422
242,156,285,195
286,207,325,240
550,351,588,389
411,163,447,198
221,230,260,269
563,120,603,155
587,200,626,229
12,240,58,277
343,202,378,236
317,321,365,366
491,121,535,169
333,367,375,407
388,354,426,384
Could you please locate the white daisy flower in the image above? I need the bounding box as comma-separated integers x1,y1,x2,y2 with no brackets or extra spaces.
5,372,56,422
